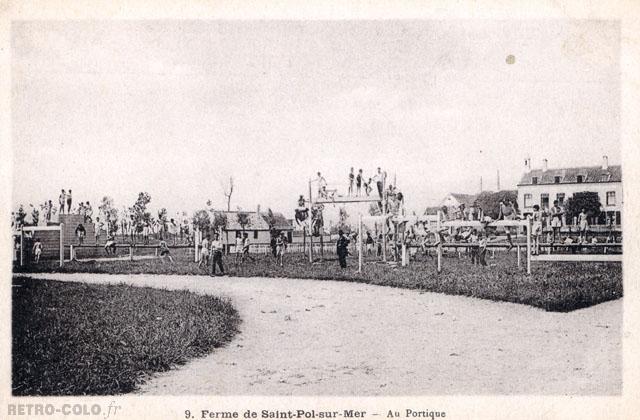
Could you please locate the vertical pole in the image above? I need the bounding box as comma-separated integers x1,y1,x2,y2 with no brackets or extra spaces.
70,245,74,261
402,243,407,267
517,244,521,268
308,179,313,263
358,214,363,273
436,211,442,273
59,224,64,267
20,229,24,267
526,219,531,274
129,246,133,261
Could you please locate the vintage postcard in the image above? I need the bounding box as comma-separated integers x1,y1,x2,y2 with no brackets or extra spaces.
1,1,639,419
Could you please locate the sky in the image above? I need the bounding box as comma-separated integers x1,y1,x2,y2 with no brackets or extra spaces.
11,20,620,220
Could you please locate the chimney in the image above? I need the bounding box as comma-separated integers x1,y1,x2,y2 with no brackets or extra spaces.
524,157,531,173
602,155,609,170
542,158,548,172
256,204,260,215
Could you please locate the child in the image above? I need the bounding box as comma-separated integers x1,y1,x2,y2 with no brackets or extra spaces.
365,231,374,255
210,233,225,276
66,189,73,213
75,223,86,246
477,232,487,267
363,178,372,196
32,237,43,263
199,234,210,268
94,217,103,244
531,204,543,255
104,234,116,255
158,239,174,263
550,200,563,243
241,232,253,263
469,229,479,264
498,199,515,251
59,189,66,215
348,167,355,196
356,169,363,196
578,208,589,243
84,201,93,223
235,233,243,265
275,232,286,267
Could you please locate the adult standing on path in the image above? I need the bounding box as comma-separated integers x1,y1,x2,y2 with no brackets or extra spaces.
336,229,350,268
210,233,226,276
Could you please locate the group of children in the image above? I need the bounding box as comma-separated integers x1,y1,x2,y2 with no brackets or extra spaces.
314,167,390,201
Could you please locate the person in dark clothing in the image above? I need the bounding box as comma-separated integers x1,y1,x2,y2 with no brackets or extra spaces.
210,233,225,276
75,223,86,246
336,229,350,268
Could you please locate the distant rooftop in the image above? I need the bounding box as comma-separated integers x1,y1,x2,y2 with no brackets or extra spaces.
518,165,621,186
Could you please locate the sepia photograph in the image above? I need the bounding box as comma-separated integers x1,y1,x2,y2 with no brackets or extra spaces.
2,1,639,419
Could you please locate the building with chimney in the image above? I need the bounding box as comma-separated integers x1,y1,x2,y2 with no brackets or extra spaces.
517,156,622,224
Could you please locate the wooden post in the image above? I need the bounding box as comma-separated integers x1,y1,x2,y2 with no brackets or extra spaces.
308,179,313,263
70,245,74,261
320,234,324,261
436,211,442,273
129,246,133,261
526,218,532,275
402,243,407,267
20,229,24,267
358,214,363,273
59,223,64,267
517,244,521,268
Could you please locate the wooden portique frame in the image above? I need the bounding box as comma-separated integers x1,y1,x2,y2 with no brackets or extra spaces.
307,176,390,263
18,224,64,268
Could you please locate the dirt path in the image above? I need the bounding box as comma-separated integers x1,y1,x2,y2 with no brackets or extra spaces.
18,273,621,395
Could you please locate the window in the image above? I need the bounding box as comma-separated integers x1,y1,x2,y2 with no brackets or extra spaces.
253,230,258,239
540,193,549,209
532,177,538,185
554,176,561,184
606,191,616,206
576,175,584,183
287,232,292,243
556,193,565,205
524,193,533,208
600,174,610,182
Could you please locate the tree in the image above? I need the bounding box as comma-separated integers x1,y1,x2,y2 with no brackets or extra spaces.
338,206,350,232
211,211,227,233
565,191,601,224
236,212,251,233
264,207,278,230
16,205,27,227
192,209,211,232
222,176,234,212
474,190,518,220
29,205,39,226
157,208,168,238
99,196,119,235
129,192,152,234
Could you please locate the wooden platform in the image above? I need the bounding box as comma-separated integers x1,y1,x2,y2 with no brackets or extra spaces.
530,254,622,262
314,196,382,205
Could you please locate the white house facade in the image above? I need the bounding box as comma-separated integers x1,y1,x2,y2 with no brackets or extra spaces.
517,157,622,225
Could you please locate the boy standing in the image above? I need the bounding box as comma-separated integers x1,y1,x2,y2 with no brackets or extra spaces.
531,205,543,255
32,238,43,263
59,190,66,215
158,239,174,263
356,169,363,196
66,189,73,213
75,223,86,245
94,217,103,244
210,233,225,276
348,168,355,196
477,232,487,267
199,234,210,268
550,200,563,243
336,229,350,268
578,208,589,243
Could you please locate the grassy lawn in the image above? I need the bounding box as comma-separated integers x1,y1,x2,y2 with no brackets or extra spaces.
16,249,622,312
12,277,240,396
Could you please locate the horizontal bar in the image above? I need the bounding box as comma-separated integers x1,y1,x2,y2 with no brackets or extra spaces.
18,226,62,232
531,254,623,262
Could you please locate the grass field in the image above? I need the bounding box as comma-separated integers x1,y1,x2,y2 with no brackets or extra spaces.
15,249,622,312
12,277,241,396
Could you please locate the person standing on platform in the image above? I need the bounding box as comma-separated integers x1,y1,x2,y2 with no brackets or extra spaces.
348,167,355,196
66,189,73,213
59,189,66,215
